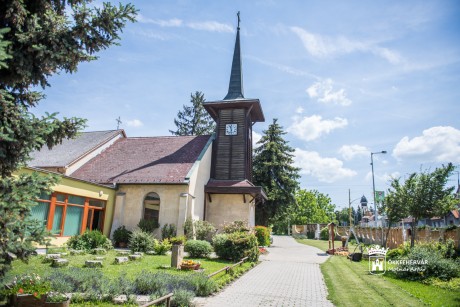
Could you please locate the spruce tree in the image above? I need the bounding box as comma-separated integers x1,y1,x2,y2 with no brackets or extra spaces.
170,91,215,136
253,118,300,228
0,1,136,279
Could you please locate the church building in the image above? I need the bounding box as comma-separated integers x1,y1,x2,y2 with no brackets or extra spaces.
27,16,266,242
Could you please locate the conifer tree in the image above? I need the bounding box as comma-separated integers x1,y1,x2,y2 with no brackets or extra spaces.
170,91,215,136
0,1,136,279
253,118,300,228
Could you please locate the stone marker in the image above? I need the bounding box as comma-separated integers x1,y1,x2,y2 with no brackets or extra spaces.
114,257,129,264
46,253,61,260
117,250,130,255
52,258,69,267
134,252,144,256
129,254,142,261
171,245,184,269
92,248,107,255
95,256,105,260
85,260,103,268
146,251,156,255
70,249,85,255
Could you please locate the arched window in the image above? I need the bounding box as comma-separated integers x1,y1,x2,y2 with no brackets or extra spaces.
143,192,160,224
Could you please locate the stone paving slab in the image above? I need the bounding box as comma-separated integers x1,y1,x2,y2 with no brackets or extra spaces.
194,236,333,307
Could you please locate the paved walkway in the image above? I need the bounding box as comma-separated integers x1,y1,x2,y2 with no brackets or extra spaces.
195,236,334,307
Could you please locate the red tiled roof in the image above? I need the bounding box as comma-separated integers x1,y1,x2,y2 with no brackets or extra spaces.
71,135,211,184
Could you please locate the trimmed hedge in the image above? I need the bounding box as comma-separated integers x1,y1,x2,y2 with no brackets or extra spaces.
184,240,213,258
254,226,270,247
212,232,259,262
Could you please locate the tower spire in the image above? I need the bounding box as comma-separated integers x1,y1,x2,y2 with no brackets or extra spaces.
224,11,244,100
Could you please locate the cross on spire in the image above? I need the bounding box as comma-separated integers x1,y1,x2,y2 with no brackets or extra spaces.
223,11,244,100
237,11,241,29
116,116,122,129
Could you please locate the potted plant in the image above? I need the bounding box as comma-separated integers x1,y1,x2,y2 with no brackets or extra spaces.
112,225,132,248
180,259,201,270
45,292,70,307
3,273,50,307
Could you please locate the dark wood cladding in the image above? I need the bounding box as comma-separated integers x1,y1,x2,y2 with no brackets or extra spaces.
214,108,248,180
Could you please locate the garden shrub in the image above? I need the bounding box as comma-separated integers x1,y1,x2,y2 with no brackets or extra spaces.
161,223,177,239
195,220,216,241
184,240,213,258
189,273,218,296
184,219,194,240
154,239,172,255
137,219,159,233
222,220,250,234
129,230,157,253
66,230,113,251
112,225,132,246
213,231,259,262
394,245,459,281
45,267,113,299
307,231,315,239
254,226,270,246
172,289,195,307
320,227,329,240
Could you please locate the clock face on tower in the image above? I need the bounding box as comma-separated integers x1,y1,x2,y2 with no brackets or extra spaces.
225,123,238,136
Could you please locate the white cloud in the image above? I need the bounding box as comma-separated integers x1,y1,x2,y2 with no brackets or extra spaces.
137,14,232,33
287,115,348,141
339,145,370,160
295,106,304,114
290,26,402,64
126,119,143,127
186,21,234,33
252,131,262,148
393,126,460,163
137,15,183,27
307,79,352,106
294,149,357,183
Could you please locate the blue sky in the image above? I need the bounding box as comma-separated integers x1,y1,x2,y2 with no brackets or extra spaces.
35,0,460,210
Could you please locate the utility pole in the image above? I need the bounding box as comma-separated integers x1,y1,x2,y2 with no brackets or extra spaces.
371,150,387,227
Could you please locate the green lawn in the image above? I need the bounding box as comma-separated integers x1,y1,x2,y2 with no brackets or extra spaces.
4,250,238,281
296,239,460,307
3,249,255,304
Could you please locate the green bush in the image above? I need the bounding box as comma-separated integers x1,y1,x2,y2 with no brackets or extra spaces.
212,231,259,262
184,240,213,258
154,239,172,255
254,226,270,246
195,220,216,241
189,273,218,296
128,230,157,253
307,231,315,239
161,223,177,239
172,289,195,307
222,220,250,234
137,219,159,233
66,230,113,251
112,225,132,245
320,227,329,240
394,245,460,281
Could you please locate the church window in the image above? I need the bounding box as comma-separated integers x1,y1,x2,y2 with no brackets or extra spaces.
143,192,160,225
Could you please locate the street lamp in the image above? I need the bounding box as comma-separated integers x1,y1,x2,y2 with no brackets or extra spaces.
371,150,387,227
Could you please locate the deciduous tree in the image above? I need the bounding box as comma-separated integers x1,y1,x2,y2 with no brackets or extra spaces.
385,163,456,247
